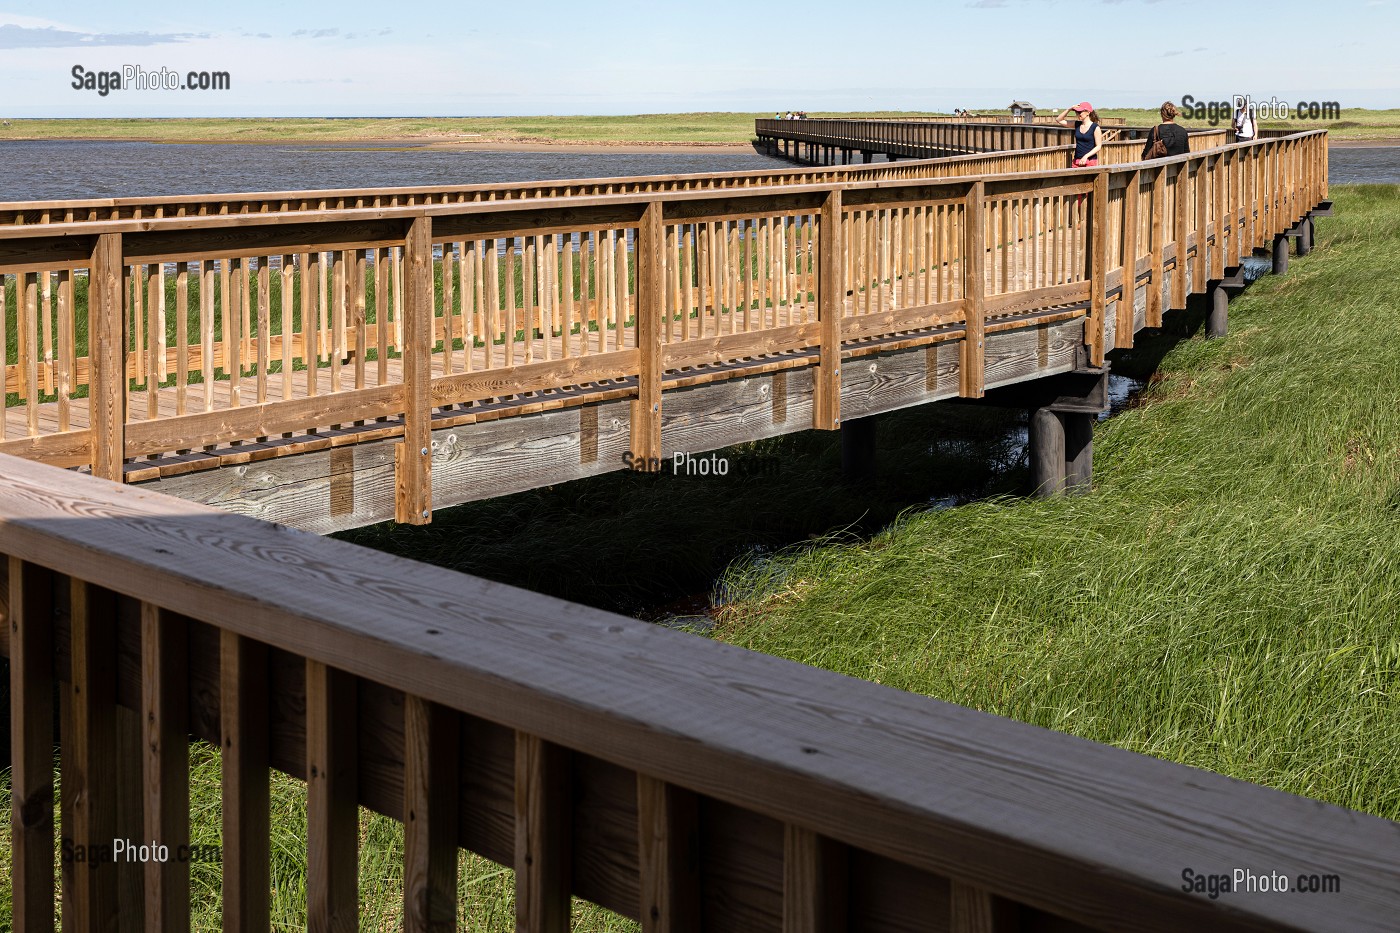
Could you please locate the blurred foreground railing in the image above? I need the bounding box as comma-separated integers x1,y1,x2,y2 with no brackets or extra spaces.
1,454,1396,931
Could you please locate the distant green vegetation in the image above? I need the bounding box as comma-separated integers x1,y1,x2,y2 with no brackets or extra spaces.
2,109,1395,144
714,185,1400,821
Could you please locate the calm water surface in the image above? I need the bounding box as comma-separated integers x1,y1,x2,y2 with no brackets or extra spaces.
0,140,793,201
2,140,1395,201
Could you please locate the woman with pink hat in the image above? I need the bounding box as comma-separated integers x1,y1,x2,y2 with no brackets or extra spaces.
1055,101,1104,168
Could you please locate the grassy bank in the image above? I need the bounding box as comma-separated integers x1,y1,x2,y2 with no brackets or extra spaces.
2,109,1395,145
715,184,1400,821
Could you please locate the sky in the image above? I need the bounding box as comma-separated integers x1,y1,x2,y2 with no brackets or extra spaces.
0,0,1396,117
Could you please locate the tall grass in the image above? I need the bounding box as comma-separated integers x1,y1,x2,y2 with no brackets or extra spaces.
714,185,1400,820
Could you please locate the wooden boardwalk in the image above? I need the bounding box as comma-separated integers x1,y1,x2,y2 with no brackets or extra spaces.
2,120,1384,933
1,121,1328,528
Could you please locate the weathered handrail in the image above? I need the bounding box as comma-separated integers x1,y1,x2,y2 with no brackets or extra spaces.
1,453,1395,931
0,131,1329,526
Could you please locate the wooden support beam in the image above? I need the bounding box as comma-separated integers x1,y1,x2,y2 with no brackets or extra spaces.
63,580,120,933
1209,154,1225,281
141,603,190,932
960,180,986,398
515,732,572,933
89,233,126,481
9,558,56,933
1087,170,1108,365
637,776,701,933
631,201,664,468
221,630,270,933
403,696,458,933
307,661,359,933
783,825,848,933
814,189,843,430
395,215,433,523
1029,407,1065,497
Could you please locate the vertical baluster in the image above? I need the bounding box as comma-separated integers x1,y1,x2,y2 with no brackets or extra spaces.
57,269,73,431
562,234,575,358
486,239,502,368
24,271,40,435
636,776,700,933
504,240,518,367
228,257,243,408
306,661,358,932
146,264,161,419
258,258,271,404
142,603,190,930
353,249,367,390
9,558,56,933
523,236,536,364
281,255,295,400
783,826,847,933
221,631,270,933
331,251,344,393
201,260,216,412
403,697,458,933
375,248,389,385
304,253,320,397
515,733,572,933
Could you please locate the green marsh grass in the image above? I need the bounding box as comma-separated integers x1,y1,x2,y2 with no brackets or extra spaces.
714,185,1400,820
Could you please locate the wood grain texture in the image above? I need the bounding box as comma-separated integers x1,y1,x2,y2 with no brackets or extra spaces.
4,457,1392,932
515,732,573,933
783,826,848,933
403,696,458,933
637,776,701,933
396,215,433,524
89,233,126,481
307,660,359,933
8,557,55,933
141,602,190,932
221,630,271,933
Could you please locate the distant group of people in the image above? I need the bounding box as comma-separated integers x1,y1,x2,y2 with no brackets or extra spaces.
1056,98,1258,168
775,111,808,120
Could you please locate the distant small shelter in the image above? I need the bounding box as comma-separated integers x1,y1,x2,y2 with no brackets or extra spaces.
1007,101,1036,123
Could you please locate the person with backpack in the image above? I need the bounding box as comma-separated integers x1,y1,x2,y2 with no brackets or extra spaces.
1232,98,1256,143
1142,101,1190,159
1055,102,1104,167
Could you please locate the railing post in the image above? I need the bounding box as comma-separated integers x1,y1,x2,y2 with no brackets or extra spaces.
64,580,120,931
307,660,359,932
221,630,270,933
404,697,459,933
395,214,433,524
631,201,664,468
637,776,701,933
9,557,56,933
516,733,572,933
783,825,848,932
1210,154,1225,280
1172,163,1189,310
1148,167,1165,327
1117,169,1140,349
960,181,986,398
141,602,190,931
1087,169,1109,364
814,188,843,430
89,232,126,482
951,881,1020,932
1194,156,1209,294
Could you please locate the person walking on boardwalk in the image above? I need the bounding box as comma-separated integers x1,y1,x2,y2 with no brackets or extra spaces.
1055,102,1104,167
1141,101,1190,159
1232,97,1256,143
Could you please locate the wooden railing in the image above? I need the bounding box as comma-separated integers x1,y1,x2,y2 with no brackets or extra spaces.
754,118,1166,159
946,113,1128,126
0,144,1073,228
1,131,1328,523
2,453,1396,931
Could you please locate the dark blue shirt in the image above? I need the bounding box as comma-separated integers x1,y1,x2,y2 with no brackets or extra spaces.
1073,121,1098,160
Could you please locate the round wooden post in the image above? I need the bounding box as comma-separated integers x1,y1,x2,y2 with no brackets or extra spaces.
1272,233,1289,275
1029,408,1065,497
1206,283,1229,339
841,415,877,482
1298,217,1313,256
1062,412,1094,494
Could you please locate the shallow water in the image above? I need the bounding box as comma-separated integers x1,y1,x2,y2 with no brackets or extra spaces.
1,139,1395,202
0,139,791,201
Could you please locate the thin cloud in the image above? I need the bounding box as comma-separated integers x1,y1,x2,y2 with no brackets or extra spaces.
0,24,203,48
967,0,1008,7
291,28,340,38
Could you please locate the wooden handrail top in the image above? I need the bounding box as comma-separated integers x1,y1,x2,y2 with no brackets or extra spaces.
0,453,1394,931
0,131,1328,245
